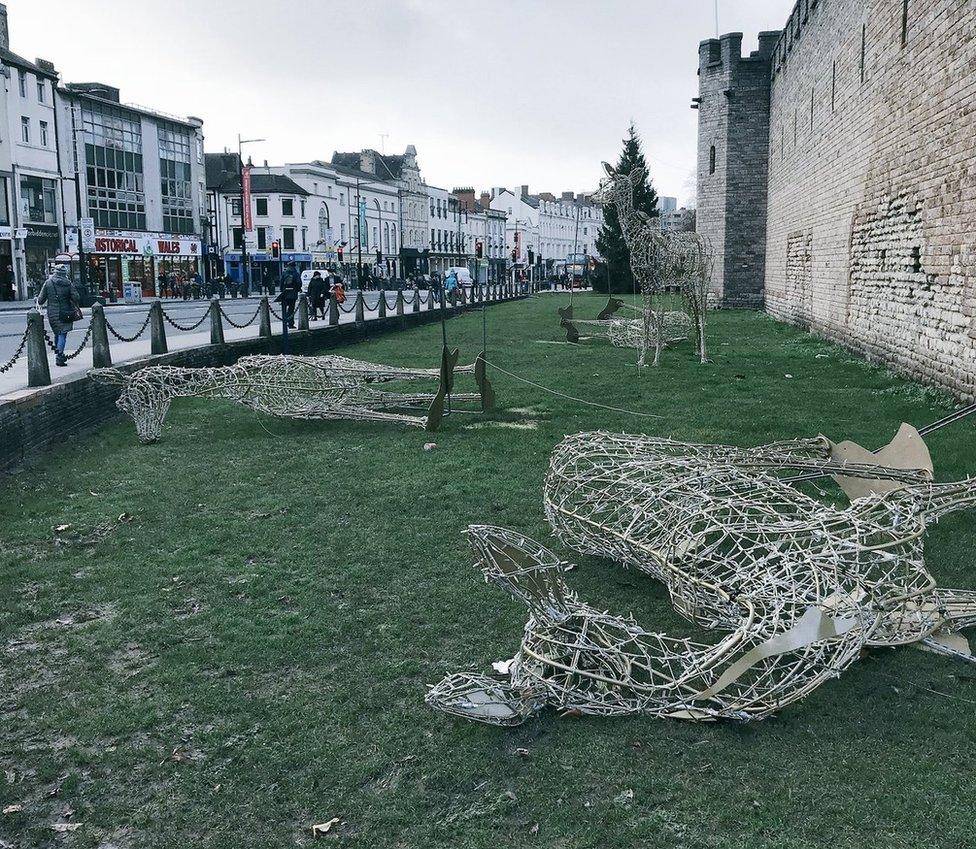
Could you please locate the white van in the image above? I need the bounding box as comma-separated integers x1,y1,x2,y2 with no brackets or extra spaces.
445,267,473,286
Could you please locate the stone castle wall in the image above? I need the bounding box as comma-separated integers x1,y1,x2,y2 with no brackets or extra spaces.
762,0,976,399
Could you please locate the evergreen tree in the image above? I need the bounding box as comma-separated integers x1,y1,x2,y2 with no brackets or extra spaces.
594,124,659,294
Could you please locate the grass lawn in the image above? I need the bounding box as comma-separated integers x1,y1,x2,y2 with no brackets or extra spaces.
2,293,975,848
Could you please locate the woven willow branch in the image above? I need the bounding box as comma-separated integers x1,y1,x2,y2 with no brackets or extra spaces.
428,428,976,725
91,352,481,443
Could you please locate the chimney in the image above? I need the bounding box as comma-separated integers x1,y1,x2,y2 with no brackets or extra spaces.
360,149,376,174
452,187,476,210
0,5,8,52
480,192,491,208
520,185,529,198
561,191,575,202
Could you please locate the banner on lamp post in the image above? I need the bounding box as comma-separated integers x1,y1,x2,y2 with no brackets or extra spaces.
242,164,253,234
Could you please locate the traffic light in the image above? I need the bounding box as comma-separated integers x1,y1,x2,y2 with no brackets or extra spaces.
511,249,517,263
270,240,281,259
337,246,343,262
475,241,483,259
376,249,382,265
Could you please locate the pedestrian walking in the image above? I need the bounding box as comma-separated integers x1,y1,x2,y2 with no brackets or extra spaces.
37,264,81,368
307,271,326,320
332,276,346,305
276,260,301,328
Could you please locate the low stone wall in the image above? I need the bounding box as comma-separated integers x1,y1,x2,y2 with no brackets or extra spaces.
0,298,517,475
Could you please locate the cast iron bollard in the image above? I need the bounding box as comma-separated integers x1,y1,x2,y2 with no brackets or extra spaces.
91,302,112,368
429,288,436,311
26,310,51,387
411,290,419,313
150,300,168,355
396,290,405,316
259,297,272,338
354,291,365,324
328,293,339,325
210,298,225,345
378,289,387,319
297,292,310,331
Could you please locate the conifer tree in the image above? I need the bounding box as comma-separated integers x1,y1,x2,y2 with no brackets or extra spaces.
594,124,659,294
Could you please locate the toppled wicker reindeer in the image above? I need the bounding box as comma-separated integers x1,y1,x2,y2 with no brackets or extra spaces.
428,427,976,725
92,349,493,443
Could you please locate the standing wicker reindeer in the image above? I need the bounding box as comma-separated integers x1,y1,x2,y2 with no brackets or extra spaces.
597,163,712,365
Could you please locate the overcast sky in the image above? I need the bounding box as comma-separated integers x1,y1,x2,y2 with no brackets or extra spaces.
13,0,788,205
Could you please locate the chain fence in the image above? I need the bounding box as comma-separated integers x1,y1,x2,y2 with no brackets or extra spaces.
44,323,93,362
161,305,211,332
105,311,153,343
0,326,29,374
219,302,262,328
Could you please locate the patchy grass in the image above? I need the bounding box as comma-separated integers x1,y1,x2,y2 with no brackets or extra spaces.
2,294,975,848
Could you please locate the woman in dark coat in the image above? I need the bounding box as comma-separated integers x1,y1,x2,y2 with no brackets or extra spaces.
37,265,81,367
307,271,325,320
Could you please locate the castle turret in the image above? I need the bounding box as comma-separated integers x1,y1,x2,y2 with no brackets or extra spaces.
696,31,780,308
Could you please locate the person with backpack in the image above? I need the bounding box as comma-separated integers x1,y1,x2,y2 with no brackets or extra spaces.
276,261,302,328
37,264,81,368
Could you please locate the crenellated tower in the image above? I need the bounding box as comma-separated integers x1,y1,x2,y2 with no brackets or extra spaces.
695,31,780,308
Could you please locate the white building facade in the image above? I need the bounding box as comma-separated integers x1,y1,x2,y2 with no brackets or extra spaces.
0,4,63,300
58,82,206,300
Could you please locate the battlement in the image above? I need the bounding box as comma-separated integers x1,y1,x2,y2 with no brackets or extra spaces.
770,0,823,76
699,30,782,76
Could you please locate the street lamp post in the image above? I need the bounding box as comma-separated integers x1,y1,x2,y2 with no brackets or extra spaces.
238,135,265,296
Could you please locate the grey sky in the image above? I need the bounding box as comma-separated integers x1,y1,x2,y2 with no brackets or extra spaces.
14,0,788,204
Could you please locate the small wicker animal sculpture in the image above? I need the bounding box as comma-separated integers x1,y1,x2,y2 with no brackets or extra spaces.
92,350,486,442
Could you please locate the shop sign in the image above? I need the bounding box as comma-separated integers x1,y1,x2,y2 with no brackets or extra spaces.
80,218,96,252
93,230,201,257
242,165,253,233
0,226,11,240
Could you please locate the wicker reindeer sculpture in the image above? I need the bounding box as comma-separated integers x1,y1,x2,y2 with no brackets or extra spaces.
427,426,976,725
92,351,490,443
596,163,711,365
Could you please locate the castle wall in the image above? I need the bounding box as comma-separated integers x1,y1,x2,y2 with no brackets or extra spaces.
763,0,976,399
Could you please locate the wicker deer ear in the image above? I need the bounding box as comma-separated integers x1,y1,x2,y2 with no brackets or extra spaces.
827,423,933,501
602,161,616,178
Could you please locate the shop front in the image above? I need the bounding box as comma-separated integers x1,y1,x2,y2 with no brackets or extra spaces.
90,230,201,299
23,224,61,299
223,251,311,289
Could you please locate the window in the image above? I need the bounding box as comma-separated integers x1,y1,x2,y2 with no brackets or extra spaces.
0,178,9,226
19,175,58,224
709,145,716,174
81,99,146,229
301,227,307,250
231,198,242,216
340,223,346,242
232,227,243,249
431,228,435,246
300,199,306,218
339,194,344,206
390,224,396,252
36,79,46,102
257,227,267,250
282,227,295,250
18,71,26,98
39,121,49,147
255,197,268,217
318,205,329,240
281,198,294,216
159,124,194,234
21,117,30,144
372,226,378,248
